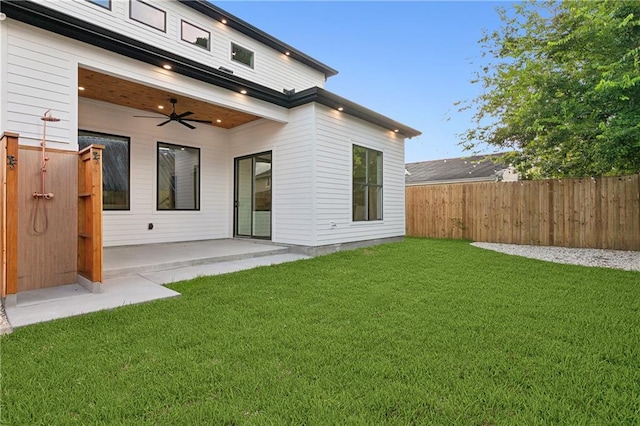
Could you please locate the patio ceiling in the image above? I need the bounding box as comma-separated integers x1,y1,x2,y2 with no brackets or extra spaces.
77,68,260,129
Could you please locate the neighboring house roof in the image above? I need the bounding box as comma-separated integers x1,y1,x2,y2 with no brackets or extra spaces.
2,0,420,138
405,154,514,186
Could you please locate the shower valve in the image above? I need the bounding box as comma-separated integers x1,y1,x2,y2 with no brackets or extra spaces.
33,192,55,199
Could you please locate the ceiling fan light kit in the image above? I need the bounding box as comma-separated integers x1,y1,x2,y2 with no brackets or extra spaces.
133,98,213,129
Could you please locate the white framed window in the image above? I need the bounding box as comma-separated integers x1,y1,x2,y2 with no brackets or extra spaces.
86,0,111,10
130,0,166,32
231,42,254,69
181,20,210,50
352,144,383,221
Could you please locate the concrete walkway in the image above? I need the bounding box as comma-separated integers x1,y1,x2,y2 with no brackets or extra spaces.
104,238,291,278
5,251,309,329
5,275,180,328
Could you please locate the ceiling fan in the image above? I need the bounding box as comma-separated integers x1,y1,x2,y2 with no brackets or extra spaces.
134,98,212,129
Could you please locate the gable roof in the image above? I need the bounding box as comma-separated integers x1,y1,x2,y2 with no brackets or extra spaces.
405,154,509,185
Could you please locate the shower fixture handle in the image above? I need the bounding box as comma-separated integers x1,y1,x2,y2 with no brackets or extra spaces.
33,192,54,199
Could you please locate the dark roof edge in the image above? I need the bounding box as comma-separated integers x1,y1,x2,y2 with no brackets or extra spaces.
179,0,338,78
2,0,420,138
1,0,289,106
291,88,422,138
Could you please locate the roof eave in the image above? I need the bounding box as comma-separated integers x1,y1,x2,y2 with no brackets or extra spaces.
406,177,497,186
179,0,339,79
1,0,290,107
2,0,420,138
290,87,422,138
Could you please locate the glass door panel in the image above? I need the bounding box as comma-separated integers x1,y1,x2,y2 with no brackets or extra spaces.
234,152,272,239
253,153,271,237
235,158,253,236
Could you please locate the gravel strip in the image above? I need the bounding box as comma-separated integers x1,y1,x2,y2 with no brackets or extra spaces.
0,299,11,334
472,242,640,272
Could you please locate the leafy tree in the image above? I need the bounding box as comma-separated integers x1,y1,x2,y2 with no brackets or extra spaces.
460,0,640,178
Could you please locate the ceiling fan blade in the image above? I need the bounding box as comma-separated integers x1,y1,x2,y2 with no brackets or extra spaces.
183,118,213,124
177,111,194,118
178,120,196,130
157,119,172,127
139,108,171,116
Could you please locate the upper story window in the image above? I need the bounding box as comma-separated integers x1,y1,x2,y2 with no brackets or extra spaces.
181,20,210,50
352,145,383,221
130,0,166,32
231,43,255,69
86,0,111,10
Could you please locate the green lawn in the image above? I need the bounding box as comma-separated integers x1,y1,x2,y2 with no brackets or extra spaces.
2,238,639,424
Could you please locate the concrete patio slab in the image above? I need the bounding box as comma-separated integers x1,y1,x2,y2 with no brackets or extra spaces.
5,276,179,328
104,239,289,278
4,252,310,329
141,253,310,284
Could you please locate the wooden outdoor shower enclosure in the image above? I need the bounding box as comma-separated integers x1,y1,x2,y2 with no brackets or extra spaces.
1,132,103,299
406,175,640,251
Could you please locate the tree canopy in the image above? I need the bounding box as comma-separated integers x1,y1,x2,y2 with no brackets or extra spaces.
460,1,640,179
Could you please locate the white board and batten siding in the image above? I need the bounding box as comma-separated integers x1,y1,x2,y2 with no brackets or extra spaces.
3,21,289,150
29,0,326,93
313,104,406,245
229,104,316,246
80,98,231,247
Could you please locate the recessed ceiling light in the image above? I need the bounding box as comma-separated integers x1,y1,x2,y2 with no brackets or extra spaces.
216,119,222,123
221,19,227,24
162,64,172,70
158,105,164,110
337,107,344,111
285,51,290,56
394,129,399,133
240,89,247,95
78,86,85,91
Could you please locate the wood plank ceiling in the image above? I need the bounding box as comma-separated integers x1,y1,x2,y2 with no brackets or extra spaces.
77,68,260,129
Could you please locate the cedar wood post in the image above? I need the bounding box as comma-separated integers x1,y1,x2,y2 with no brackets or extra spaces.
78,144,104,283
2,132,19,298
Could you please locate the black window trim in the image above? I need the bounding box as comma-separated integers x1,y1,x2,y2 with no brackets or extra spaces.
352,144,383,222
129,0,167,33
156,141,201,211
85,0,112,11
78,129,131,211
230,41,255,69
180,19,211,51
233,150,273,239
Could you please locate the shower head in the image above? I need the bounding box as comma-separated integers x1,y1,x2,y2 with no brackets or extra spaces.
41,110,61,122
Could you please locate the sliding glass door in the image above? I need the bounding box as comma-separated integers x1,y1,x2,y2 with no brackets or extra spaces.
234,152,272,239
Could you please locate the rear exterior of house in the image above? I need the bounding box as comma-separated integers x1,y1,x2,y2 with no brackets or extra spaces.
0,0,420,300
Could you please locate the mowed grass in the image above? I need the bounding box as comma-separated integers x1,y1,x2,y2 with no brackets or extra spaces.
2,238,639,425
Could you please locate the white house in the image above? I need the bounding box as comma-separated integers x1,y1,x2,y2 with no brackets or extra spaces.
0,0,420,298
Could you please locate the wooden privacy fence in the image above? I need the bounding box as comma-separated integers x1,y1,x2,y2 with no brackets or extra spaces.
406,174,640,250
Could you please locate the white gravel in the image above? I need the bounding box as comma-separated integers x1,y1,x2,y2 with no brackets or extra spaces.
472,242,640,272
0,301,11,334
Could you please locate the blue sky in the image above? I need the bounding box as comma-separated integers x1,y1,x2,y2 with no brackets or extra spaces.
217,1,507,162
